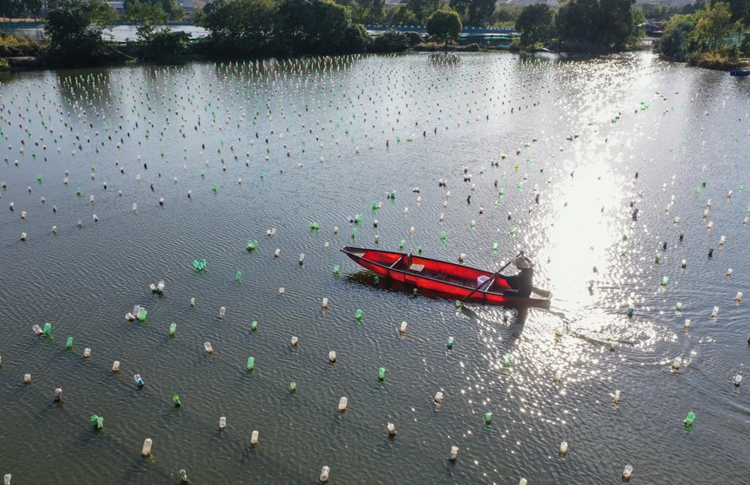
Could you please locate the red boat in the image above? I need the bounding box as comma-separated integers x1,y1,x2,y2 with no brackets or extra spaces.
341,247,552,308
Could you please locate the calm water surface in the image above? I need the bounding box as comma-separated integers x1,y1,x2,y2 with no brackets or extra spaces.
1,52,750,484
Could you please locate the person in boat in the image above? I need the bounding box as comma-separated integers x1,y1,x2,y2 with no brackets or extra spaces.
505,253,534,298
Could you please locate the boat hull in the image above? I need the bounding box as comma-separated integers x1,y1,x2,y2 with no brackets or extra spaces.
342,247,551,309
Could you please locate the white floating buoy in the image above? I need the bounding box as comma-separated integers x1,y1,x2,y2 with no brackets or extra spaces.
623,464,633,479
132,203,137,212
458,253,465,262
559,441,568,454
274,248,280,258
290,336,298,347
399,321,407,334
251,430,259,445
338,397,348,412
387,422,396,436
32,324,43,336
334,226,339,234
449,446,459,461
434,391,443,403
204,342,213,354
711,306,719,318
20,211,26,220
735,292,743,302
219,307,226,319
720,235,726,246
23,373,31,384
322,298,329,308
734,375,742,387
610,341,617,352
4,474,11,485
20,232,26,241
614,390,621,404
83,348,91,358
684,319,691,330
519,479,528,485
554,370,563,383
219,416,227,429
328,351,336,363
141,438,153,457
112,361,120,372
672,357,682,370
279,287,285,296
320,466,330,483
727,268,733,277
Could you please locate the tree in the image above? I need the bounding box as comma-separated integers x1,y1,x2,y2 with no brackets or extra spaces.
123,0,182,21
406,0,441,24
696,1,736,51
197,0,277,54
427,9,462,49
712,0,750,25
556,0,644,49
515,3,553,48
44,0,119,65
658,13,699,60
371,28,410,51
0,0,25,21
24,0,43,20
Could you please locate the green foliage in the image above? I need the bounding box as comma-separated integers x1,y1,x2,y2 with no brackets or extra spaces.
140,30,190,61
489,6,522,27
24,0,43,19
406,0,442,24
450,0,495,26
276,0,352,55
696,1,737,51
44,0,119,66
0,0,25,19
515,3,553,48
384,4,419,25
197,0,277,55
556,0,644,49
199,0,369,56
427,9,462,47
371,29,410,52
123,0,182,21
658,13,699,60
0,33,44,56
718,0,750,25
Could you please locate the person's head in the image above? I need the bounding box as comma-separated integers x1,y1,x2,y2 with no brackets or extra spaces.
514,256,530,270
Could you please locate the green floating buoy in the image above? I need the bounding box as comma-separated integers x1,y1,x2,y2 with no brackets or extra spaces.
173,395,181,407
351,228,357,238
190,298,196,307
378,367,386,381
90,415,103,429
417,245,423,254
251,320,258,331
655,252,661,264
374,276,380,285
236,271,242,282
290,381,297,392
43,323,52,336
399,239,405,249
492,243,498,252
661,276,669,286
503,353,512,367
684,411,696,426
374,234,379,244
247,357,255,371
66,337,73,349
455,300,461,310
355,309,363,320
485,412,492,425
169,323,177,336
440,231,447,241
333,265,340,276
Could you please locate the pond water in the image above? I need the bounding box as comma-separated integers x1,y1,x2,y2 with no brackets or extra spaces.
1,52,750,484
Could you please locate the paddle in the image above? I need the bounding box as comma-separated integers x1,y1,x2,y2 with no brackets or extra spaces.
461,251,523,302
